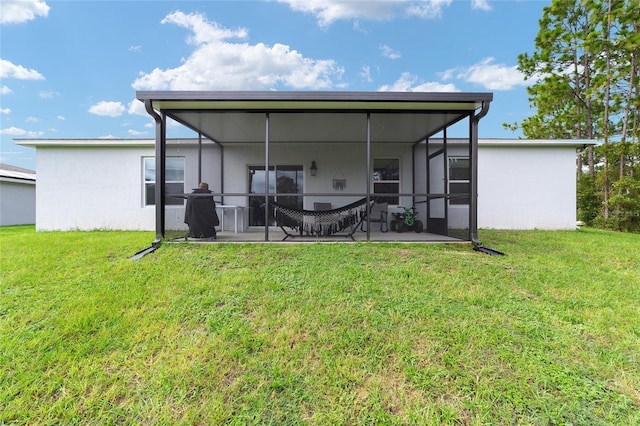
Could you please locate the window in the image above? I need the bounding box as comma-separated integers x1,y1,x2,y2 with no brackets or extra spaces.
373,158,399,204
143,157,185,206
449,157,469,205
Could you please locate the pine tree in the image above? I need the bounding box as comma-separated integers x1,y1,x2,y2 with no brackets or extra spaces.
509,0,640,231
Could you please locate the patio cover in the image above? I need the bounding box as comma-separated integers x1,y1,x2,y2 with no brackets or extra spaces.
136,91,493,246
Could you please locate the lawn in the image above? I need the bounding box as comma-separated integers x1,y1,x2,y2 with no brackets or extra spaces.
1,226,638,425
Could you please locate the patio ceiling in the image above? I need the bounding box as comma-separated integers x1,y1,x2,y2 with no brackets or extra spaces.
136,91,493,144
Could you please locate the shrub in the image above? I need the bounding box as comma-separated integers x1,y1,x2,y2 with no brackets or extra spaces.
577,174,601,225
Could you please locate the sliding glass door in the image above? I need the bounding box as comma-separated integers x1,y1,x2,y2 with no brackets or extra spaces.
248,165,303,226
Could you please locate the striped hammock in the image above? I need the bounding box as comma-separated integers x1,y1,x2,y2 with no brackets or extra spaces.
270,198,372,240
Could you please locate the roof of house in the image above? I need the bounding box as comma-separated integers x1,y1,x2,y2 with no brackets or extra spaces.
14,138,597,148
0,163,36,183
136,90,494,111
445,138,598,148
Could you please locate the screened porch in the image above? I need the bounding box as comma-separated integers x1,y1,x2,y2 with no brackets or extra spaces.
136,91,492,245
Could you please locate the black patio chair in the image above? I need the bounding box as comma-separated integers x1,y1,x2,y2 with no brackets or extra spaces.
360,201,388,233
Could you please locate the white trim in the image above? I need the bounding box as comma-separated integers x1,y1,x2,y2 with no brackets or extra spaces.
0,169,36,181
372,157,401,204
15,137,598,148
142,156,185,207
477,139,597,148
0,176,36,185
14,138,218,148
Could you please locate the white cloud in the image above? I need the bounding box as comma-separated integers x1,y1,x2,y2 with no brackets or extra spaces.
127,99,148,116
378,72,459,92
129,45,142,52
57,115,65,120
471,0,491,11
406,0,453,19
166,117,183,128
1,107,10,114
438,68,455,81
351,20,369,34
38,91,59,99
442,57,526,90
128,129,146,136
0,126,43,137
360,65,373,83
278,0,458,26
0,126,26,135
25,116,38,123
0,0,50,24
132,11,343,91
88,101,126,117
127,99,187,132
1,85,13,95
380,44,401,59
0,59,45,80
277,0,399,27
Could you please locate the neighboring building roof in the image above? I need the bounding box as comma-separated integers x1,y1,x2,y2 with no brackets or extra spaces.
0,163,36,183
14,138,185,148
443,138,598,148
473,138,598,148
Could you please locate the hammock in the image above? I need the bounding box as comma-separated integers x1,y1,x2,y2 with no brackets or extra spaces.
270,197,372,240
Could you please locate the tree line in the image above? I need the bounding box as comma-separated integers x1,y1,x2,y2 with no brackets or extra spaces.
505,0,639,232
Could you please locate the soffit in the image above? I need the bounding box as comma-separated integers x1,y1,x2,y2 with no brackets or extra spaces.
168,111,470,143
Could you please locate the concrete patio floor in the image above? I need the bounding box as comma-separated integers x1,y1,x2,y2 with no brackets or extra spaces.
168,227,467,244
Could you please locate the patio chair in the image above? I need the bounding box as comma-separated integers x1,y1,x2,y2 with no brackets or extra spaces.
360,201,388,233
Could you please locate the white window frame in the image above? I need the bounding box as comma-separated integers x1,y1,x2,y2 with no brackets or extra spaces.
372,157,400,204
448,156,470,206
143,157,185,206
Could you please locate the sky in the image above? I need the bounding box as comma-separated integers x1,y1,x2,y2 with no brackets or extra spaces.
0,0,548,170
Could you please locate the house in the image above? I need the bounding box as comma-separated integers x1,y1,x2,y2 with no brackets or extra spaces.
16,91,593,246
0,163,36,226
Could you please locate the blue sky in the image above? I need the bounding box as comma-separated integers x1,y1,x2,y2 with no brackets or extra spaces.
0,0,547,170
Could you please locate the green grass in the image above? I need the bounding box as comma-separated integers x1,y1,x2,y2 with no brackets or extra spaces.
1,226,639,425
